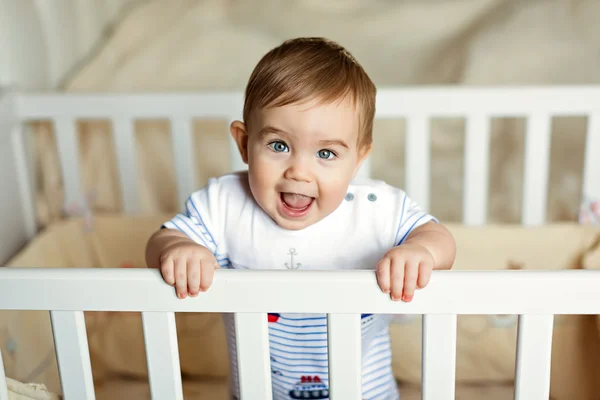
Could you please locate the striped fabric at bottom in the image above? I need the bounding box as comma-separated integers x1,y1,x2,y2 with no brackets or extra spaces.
223,313,400,400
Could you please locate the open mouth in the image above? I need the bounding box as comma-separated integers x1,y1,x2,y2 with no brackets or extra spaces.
279,192,315,217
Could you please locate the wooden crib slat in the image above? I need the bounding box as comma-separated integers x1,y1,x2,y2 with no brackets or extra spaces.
0,346,9,400
405,115,431,212
514,314,554,400
53,117,83,210
112,117,138,214
327,313,361,400
142,312,183,400
11,123,37,237
583,114,600,202
422,314,457,400
522,114,552,225
234,312,272,400
50,310,95,399
463,115,490,225
170,118,196,210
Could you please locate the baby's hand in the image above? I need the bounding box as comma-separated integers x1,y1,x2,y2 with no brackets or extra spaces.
375,243,435,302
159,241,219,299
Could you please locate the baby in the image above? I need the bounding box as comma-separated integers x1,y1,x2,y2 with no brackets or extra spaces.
146,37,456,400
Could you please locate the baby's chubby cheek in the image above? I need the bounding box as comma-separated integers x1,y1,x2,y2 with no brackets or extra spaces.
318,183,350,211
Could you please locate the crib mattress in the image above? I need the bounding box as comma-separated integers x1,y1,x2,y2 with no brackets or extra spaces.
2,215,600,399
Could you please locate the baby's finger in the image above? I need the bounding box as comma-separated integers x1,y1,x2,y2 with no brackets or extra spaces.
417,264,432,289
402,260,419,302
375,258,391,293
187,259,201,297
390,257,405,301
174,258,187,299
199,259,217,292
160,256,175,286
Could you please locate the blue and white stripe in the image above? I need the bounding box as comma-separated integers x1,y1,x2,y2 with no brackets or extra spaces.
394,193,438,246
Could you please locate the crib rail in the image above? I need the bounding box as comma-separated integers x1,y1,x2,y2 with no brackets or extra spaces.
1,268,600,400
9,86,600,227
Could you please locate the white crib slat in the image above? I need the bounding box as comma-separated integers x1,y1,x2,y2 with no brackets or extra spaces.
50,311,95,399
170,118,196,210
583,114,600,201
463,115,490,225
235,313,272,400
141,312,183,400
112,117,138,214
514,314,554,400
11,123,37,237
0,348,8,400
422,314,457,400
327,313,361,400
522,114,552,225
406,116,430,211
53,117,83,209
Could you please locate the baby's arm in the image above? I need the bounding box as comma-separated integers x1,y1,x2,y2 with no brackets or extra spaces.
401,221,456,270
376,221,456,302
145,228,219,299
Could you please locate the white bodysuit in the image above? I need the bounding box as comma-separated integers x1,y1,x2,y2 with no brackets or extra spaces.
162,171,437,400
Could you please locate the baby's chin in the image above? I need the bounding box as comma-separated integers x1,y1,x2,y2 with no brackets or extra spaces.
272,213,318,231
278,220,314,231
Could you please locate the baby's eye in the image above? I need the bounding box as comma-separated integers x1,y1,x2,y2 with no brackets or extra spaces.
268,141,289,153
317,149,335,160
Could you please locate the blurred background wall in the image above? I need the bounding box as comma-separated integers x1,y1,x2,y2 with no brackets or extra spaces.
1,0,599,226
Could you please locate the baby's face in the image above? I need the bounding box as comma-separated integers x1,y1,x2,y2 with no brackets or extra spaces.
239,97,369,230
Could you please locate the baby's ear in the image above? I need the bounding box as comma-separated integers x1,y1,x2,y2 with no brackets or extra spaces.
230,120,249,164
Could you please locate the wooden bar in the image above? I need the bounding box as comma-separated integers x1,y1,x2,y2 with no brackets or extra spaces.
463,115,490,225
405,115,430,211
522,114,551,225
422,314,457,400
112,117,139,214
235,312,272,399
327,313,362,400
50,311,95,399
142,312,184,400
514,314,554,400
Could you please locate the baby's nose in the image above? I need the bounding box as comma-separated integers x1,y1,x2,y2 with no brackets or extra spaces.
284,159,312,182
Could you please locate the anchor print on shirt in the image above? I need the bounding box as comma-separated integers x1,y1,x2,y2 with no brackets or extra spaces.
285,248,301,270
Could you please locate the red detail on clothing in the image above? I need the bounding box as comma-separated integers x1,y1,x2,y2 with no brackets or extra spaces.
267,313,280,323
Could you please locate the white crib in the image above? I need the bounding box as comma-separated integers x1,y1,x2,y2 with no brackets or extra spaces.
0,87,599,400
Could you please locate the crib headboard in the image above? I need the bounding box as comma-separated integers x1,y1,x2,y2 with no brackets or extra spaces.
1,86,600,264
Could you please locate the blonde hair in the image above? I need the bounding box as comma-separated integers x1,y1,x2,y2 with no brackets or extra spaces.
243,37,376,151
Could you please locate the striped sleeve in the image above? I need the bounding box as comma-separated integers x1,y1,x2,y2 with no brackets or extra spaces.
393,191,438,246
162,178,229,267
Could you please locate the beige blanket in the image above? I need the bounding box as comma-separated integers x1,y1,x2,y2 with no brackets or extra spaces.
5,377,60,400
27,0,600,228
